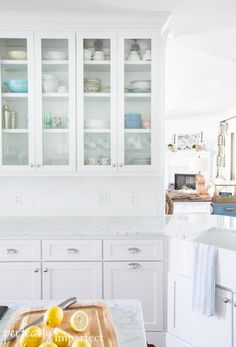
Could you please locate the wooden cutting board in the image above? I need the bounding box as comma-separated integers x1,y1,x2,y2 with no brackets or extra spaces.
1,302,119,347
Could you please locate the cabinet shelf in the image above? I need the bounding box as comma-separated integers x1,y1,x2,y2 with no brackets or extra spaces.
1,60,27,65
124,93,151,99
2,93,28,98
84,60,110,65
124,129,151,133
42,60,68,65
43,129,69,133
84,129,111,133
2,129,28,134
42,93,68,98
84,93,110,99
124,61,151,72
84,60,110,72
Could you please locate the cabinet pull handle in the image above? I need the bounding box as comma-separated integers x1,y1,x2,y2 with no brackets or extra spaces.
128,247,141,254
4,248,18,255
128,263,141,270
30,163,34,168
67,248,79,254
36,164,41,168
43,268,48,273
34,268,39,273
112,163,117,168
119,163,123,167
223,297,229,303
224,207,235,212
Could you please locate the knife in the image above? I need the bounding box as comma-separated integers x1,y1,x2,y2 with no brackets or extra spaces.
2,297,77,343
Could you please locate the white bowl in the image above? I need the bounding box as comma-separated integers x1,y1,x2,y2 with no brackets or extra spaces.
43,51,67,60
131,80,151,90
85,119,108,129
8,50,27,60
43,74,57,81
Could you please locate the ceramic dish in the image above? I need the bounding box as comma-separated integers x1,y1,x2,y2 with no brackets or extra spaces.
8,50,27,60
43,51,68,60
130,80,151,90
85,119,109,129
4,79,28,93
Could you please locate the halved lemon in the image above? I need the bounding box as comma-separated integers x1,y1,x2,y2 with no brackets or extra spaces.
19,326,43,347
70,310,89,332
52,328,73,347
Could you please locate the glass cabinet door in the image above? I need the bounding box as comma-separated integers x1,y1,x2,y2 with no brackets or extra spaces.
118,33,158,171
0,33,34,170
77,33,117,171
35,33,75,171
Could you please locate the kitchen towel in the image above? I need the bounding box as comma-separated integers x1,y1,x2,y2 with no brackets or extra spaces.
192,243,218,317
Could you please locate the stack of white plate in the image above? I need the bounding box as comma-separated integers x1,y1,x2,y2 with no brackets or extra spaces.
84,78,101,93
85,119,109,129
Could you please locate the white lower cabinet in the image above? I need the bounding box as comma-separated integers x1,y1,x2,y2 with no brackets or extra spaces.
103,261,163,331
0,262,41,300
168,272,232,347
166,334,193,347
42,262,102,300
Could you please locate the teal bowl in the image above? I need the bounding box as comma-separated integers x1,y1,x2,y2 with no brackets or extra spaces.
4,79,28,93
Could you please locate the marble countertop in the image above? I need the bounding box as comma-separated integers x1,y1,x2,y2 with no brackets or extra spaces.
0,300,146,347
0,215,234,240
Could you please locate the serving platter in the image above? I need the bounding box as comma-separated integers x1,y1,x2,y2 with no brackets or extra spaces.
1,302,119,347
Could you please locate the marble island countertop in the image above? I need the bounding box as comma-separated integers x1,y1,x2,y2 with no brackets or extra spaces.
0,300,147,347
0,215,234,240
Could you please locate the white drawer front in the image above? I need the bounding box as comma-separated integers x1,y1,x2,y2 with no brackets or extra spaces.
103,239,163,261
42,240,102,261
0,240,41,261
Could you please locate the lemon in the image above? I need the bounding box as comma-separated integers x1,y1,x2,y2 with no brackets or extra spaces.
39,342,58,347
70,311,89,332
52,328,73,347
44,305,64,327
71,340,91,347
19,326,43,347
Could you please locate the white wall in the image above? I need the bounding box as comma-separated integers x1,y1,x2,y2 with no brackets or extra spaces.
0,177,161,216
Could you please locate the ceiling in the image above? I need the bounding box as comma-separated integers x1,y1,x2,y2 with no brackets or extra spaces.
1,0,236,118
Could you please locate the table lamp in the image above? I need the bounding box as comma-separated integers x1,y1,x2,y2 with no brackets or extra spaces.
189,156,210,198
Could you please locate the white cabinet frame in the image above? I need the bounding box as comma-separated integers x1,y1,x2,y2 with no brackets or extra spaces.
0,32,35,172
34,32,76,172
77,31,117,172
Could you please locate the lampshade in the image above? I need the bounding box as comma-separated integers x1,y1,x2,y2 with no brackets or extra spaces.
189,156,209,174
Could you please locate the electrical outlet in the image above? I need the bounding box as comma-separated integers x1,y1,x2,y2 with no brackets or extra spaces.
15,193,23,207
98,193,111,206
130,194,138,205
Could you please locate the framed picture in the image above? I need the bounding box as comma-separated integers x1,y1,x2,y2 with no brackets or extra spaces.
175,132,201,151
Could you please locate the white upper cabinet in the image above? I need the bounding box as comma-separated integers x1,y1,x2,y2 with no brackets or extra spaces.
77,32,117,172
0,25,166,175
0,32,34,171
117,31,159,172
35,32,76,171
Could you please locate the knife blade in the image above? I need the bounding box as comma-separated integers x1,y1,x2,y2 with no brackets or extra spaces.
2,297,77,343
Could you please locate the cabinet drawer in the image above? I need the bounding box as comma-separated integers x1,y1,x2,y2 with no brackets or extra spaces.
103,239,163,261
212,203,236,216
42,240,102,261
0,240,41,261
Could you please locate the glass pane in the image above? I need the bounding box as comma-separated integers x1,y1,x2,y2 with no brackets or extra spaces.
124,39,152,166
124,133,151,165
41,39,69,166
0,38,29,166
43,133,69,165
2,133,28,165
84,133,110,165
83,38,111,167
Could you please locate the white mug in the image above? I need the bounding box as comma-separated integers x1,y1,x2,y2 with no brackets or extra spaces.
93,50,105,60
128,51,141,61
84,49,92,60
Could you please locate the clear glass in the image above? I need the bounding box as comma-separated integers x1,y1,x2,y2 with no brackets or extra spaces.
2,133,28,165
41,39,69,166
0,38,29,166
124,38,152,166
83,38,111,166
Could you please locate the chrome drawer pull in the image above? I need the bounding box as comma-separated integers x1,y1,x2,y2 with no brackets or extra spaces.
224,207,235,212
34,268,39,273
43,268,48,273
223,297,229,303
128,247,141,254
67,248,79,254
128,263,141,270
4,248,18,255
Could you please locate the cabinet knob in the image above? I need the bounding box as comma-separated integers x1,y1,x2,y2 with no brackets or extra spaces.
128,263,141,270
233,303,236,308
30,163,34,168
119,163,123,167
128,247,141,254
4,248,18,255
67,248,79,254
43,268,48,273
112,163,117,168
36,164,41,168
223,297,229,303
34,268,39,273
